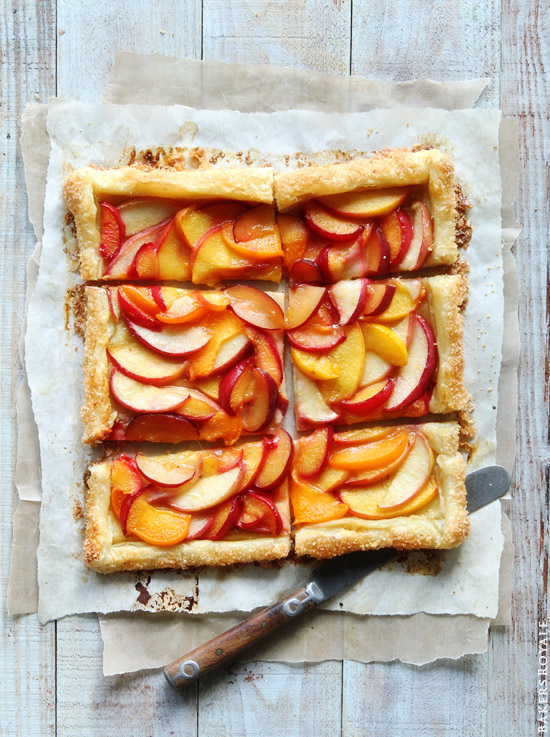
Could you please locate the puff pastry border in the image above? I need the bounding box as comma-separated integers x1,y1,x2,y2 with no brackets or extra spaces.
63,166,275,280
81,286,286,444
274,149,458,268
294,422,469,558
85,463,291,573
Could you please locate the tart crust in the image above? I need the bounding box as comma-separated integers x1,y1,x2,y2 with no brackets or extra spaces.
82,286,286,444
84,463,291,573
63,165,275,280
293,422,469,558
274,148,458,268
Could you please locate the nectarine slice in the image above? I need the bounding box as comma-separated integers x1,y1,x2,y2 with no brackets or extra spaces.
99,202,125,261
123,414,199,443
285,284,327,330
205,496,244,540
294,369,340,426
156,294,207,325
380,207,413,266
255,429,294,491
118,286,159,316
360,323,408,366
244,326,283,385
333,426,393,446
125,492,191,546
200,410,243,445
278,214,308,271
168,464,243,513
342,433,415,487
318,324,365,404
225,285,285,331
135,452,199,489
237,491,282,535
291,347,340,381
318,187,409,219
117,198,180,236
222,222,282,261
377,432,434,509
107,330,186,386
369,280,416,323
329,429,410,471
132,242,159,279
111,455,141,497
110,370,189,413
339,378,395,415
309,466,350,494
295,427,333,479
341,474,438,520
187,311,243,380
304,201,363,241
241,440,265,488
290,475,349,526
234,204,277,242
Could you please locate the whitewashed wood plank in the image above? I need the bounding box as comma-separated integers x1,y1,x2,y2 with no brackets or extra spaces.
202,0,351,74
56,615,198,737
198,660,342,737
343,656,488,736
56,0,202,102
351,0,501,107
0,0,57,735
487,1,550,735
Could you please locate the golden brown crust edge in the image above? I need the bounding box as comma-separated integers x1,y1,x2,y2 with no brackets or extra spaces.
84,463,291,573
294,422,469,558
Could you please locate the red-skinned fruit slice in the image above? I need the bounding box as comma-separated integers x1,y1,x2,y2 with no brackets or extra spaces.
107,341,186,386
236,491,282,535
111,454,141,495
99,202,125,261
151,285,167,311
244,326,283,386
131,242,159,279
167,463,244,513
342,433,415,488
178,389,221,422
233,204,278,242
125,318,211,358
362,283,396,317
287,322,346,352
254,429,294,491
364,227,391,276
107,287,120,320
213,333,253,375
105,218,172,277
340,377,395,415
278,214,309,271
109,370,189,414
285,284,327,330
380,207,413,266
118,488,145,537
124,490,191,545
185,511,216,541
377,432,434,509
135,453,199,488
240,368,278,433
295,427,333,479
318,188,409,219
304,201,363,241
225,285,285,331
116,198,181,235
384,314,437,412
398,202,433,271
155,293,207,325
118,288,161,331
329,278,369,325
289,258,323,285
205,496,244,540
219,358,255,416
123,414,200,443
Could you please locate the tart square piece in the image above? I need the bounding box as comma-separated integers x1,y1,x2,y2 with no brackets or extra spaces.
291,422,469,557
83,285,287,444
63,166,282,285
288,275,470,429
275,149,465,282
84,429,293,572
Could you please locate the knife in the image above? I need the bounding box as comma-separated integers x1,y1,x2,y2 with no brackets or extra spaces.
164,465,510,688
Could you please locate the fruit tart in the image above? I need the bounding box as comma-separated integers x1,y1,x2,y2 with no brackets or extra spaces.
82,284,287,444
274,149,463,282
84,429,292,572
63,166,282,285
287,275,469,429
291,422,469,557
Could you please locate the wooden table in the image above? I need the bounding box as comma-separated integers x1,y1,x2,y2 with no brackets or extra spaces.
1,1,546,734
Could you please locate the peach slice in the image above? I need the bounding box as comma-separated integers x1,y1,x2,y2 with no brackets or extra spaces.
339,378,395,415
123,413,199,443
342,433,415,487
187,311,243,380
194,376,221,401
118,286,159,316
384,314,436,412
105,218,172,277
341,475,438,520
135,453,199,488
290,474,349,526
109,370,189,413
222,221,282,261
377,432,434,509
179,389,220,422
397,202,433,270
318,324,365,404
255,429,294,491
244,326,283,386
287,323,345,353
236,491,283,535
185,511,216,541
200,410,243,445
380,207,413,266
285,284,327,330
197,291,231,312
295,427,333,479
240,369,278,433
125,492,191,546
225,285,285,331
118,287,160,331
333,426,394,446
111,454,141,497
359,351,392,388
108,287,121,320
318,187,409,219
371,280,416,323
240,441,265,488
362,283,396,317
156,294,207,325
125,319,211,358
117,198,180,236
219,358,255,415
364,227,391,276
289,258,323,285
213,333,253,374
309,466,350,494
304,201,363,241
234,204,277,242
176,203,247,248
191,225,255,286
318,230,370,282
291,346,340,381
278,214,308,271
168,463,244,513
329,429,410,471
329,279,369,325
294,369,340,426
99,202,125,261
360,323,408,366
132,242,159,279
204,496,244,540
156,220,191,280
107,328,186,386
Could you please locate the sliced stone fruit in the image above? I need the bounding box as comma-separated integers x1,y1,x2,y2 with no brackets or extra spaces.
340,474,438,520
125,319,211,358
225,285,285,331
295,427,333,479
318,187,409,219
125,492,191,545
329,429,410,471
254,429,294,491
167,463,244,513
109,370,189,413
318,323,365,404
291,474,349,525
377,432,434,509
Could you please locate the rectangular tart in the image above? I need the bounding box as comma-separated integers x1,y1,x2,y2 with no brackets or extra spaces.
63,166,282,285
82,285,287,444
289,275,470,430
84,430,292,573
291,422,469,557
275,149,463,280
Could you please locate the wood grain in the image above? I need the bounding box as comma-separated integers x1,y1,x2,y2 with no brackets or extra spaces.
0,1,57,736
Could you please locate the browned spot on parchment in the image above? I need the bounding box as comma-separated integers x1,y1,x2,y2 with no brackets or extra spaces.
396,550,444,577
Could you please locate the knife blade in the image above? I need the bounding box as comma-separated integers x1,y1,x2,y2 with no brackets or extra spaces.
164,464,510,688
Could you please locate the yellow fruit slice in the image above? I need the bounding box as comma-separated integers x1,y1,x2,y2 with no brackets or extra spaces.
309,466,350,494
291,347,340,380
318,324,365,404
318,188,409,219
118,286,159,316
370,280,416,323
126,494,191,546
329,430,410,471
290,474,349,525
360,323,408,366
187,312,243,380
333,427,394,446
340,475,439,519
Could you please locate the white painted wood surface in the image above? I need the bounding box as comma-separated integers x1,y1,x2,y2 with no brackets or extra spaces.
1,0,546,734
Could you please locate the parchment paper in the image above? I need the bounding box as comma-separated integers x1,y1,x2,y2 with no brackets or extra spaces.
10,58,519,674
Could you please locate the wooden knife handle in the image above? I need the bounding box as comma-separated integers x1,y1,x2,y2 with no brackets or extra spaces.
163,582,324,688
